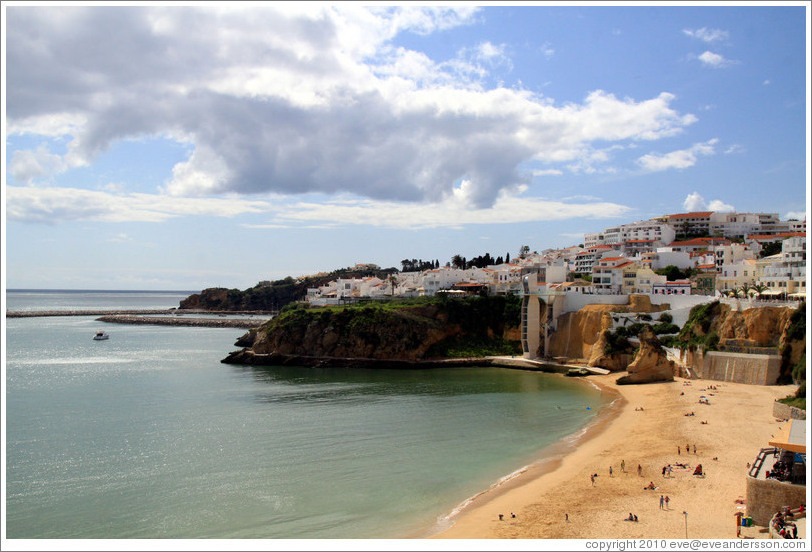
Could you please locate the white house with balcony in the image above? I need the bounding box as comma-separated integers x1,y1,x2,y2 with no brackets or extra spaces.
592,257,636,294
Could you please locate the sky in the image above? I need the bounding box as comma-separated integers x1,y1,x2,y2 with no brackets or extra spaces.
2,2,810,291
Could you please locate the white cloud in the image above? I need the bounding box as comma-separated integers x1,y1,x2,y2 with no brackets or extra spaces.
540,42,555,59
637,139,718,172
251,190,632,230
4,186,272,224
532,169,564,177
707,199,735,212
724,144,745,155
5,184,632,230
683,27,729,43
697,50,736,68
6,6,699,209
682,192,734,213
784,211,806,221
763,79,771,85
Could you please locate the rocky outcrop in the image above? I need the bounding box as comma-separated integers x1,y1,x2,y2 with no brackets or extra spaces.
617,327,675,385
548,295,669,362
225,296,522,365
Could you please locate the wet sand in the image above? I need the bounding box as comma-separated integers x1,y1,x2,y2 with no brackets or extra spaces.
432,375,797,540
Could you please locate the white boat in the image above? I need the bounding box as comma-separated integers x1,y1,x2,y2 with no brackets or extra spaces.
93,330,110,341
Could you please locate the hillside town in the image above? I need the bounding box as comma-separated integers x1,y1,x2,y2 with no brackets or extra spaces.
303,210,807,306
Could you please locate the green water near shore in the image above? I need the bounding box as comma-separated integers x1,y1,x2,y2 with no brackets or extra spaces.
4,290,608,539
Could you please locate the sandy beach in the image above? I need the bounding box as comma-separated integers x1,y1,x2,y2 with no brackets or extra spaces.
432,375,802,540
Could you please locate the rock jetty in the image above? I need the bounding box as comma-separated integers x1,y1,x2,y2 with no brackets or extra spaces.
96,315,268,329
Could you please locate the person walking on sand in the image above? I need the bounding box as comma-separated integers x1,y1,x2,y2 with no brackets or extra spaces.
621,459,626,472
665,496,670,509
638,464,643,477
609,466,613,477
591,474,595,486
660,495,664,509
678,446,681,455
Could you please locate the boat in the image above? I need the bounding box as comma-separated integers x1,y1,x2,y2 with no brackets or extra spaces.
565,367,590,377
93,330,110,341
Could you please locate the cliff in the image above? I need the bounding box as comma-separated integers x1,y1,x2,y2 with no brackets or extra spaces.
674,301,805,383
547,295,669,363
222,296,522,365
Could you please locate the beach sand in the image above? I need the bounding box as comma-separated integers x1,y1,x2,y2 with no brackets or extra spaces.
432,375,800,540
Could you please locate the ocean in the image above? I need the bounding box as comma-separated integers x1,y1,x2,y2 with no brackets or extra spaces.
4,290,609,540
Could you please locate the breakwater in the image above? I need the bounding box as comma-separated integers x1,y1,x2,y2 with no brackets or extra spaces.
97,314,267,329
6,309,270,329
7,309,174,318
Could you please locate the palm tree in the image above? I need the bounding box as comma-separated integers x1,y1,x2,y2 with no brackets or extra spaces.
387,275,398,297
739,283,753,299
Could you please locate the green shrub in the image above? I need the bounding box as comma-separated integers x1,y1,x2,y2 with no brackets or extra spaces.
652,322,681,335
658,313,673,324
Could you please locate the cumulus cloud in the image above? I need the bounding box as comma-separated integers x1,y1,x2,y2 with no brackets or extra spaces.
683,27,729,43
6,5,699,209
637,139,718,172
697,51,736,68
682,192,734,213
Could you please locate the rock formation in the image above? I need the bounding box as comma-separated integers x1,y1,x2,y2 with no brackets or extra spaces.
547,295,669,362
224,296,522,365
617,326,675,385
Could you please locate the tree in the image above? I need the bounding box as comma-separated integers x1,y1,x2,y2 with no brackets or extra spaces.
451,255,464,269
519,245,530,259
505,252,510,263
388,274,398,296
759,242,783,258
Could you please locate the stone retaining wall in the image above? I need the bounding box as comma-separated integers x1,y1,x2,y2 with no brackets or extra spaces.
773,401,806,420
697,351,782,385
745,476,806,526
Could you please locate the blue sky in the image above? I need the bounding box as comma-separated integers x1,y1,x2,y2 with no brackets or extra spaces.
3,2,809,291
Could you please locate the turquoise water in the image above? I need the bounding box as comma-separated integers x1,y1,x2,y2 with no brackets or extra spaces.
4,290,608,539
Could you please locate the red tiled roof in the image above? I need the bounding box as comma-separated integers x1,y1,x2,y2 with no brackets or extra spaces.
746,232,805,240
615,262,635,269
600,256,626,262
625,239,655,243
669,237,730,247
667,211,714,219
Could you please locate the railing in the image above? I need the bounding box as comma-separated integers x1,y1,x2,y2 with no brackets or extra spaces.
749,447,780,479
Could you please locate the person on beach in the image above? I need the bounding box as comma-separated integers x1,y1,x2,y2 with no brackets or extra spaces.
665,496,670,509
591,474,595,486
678,446,681,455
638,464,643,477
621,459,625,472
660,495,664,509
499,514,504,521
693,444,696,454
609,466,613,477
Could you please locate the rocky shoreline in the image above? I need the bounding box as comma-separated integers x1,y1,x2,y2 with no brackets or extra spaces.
220,349,586,373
